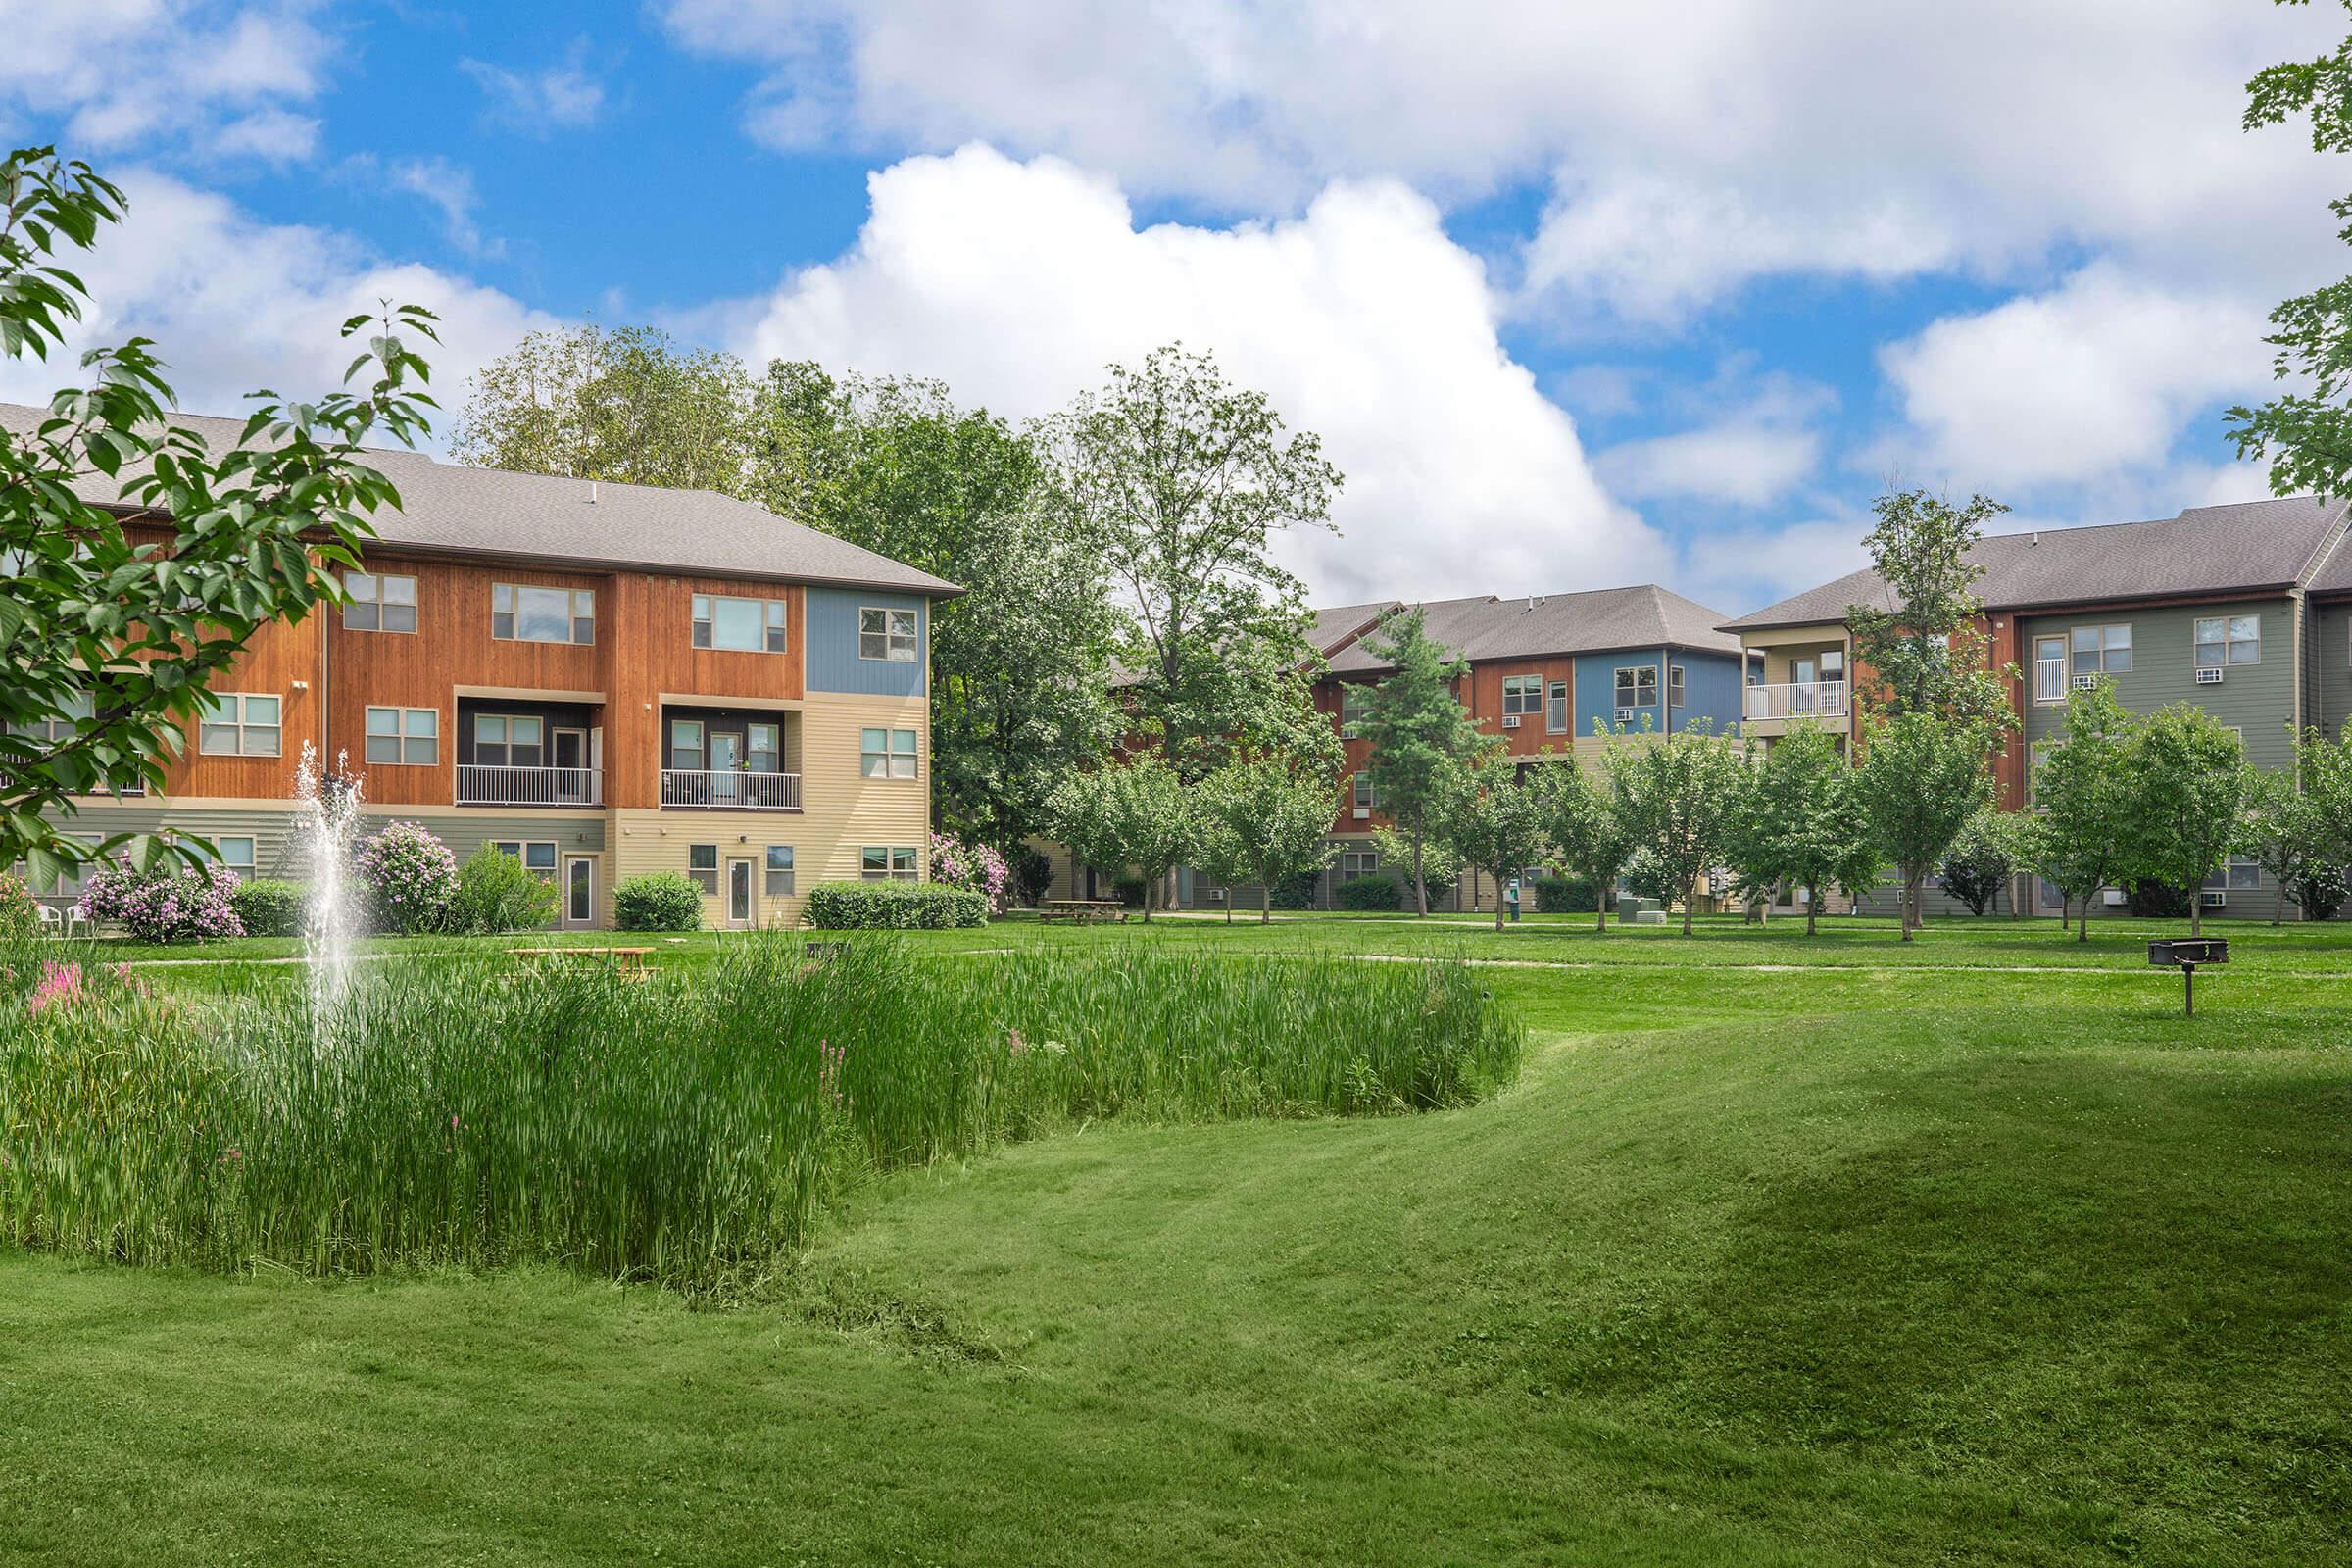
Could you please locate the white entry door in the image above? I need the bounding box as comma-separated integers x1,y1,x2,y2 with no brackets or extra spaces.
726,857,756,928
562,855,596,929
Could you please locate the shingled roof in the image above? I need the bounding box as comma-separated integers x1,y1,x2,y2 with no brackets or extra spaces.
0,402,961,597
1325,583,1743,676
1720,495,2351,631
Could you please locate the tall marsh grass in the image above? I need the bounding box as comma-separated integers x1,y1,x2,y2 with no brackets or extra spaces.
0,936,1520,1287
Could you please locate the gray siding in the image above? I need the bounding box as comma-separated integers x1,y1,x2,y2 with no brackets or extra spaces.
805,588,927,697
367,812,607,863
39,804,604,883
2319,602,2352,741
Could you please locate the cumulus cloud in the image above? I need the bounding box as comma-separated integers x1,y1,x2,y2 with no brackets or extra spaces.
460,43,608,134
1594,371,1833,508
383,156,503,260
729,145,1657,604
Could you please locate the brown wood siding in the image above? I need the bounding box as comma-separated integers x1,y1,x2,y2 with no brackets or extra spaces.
1463,657,1581,757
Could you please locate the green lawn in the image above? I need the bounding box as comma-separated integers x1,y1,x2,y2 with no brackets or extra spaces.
5,917,2348,1564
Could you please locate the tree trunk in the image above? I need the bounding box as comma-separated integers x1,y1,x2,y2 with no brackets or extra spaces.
2078,892,2090,942
1412,815,1429,918
1901,871,1920,942
1682,876,1694,937
1261,878,1272,924
1594,888,1607,933
1806,896,1818,937
1494,881,1505,933
2191,896,2203,939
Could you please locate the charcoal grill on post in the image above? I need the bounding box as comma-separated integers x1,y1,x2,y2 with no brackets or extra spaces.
2148,937,2228,1018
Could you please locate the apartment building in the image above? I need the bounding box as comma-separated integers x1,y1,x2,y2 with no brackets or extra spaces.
8,404,958,930
1719,495,2352,921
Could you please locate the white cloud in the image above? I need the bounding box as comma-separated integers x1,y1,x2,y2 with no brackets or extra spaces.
1594,370,1833,508
0,170,554,446
1674,514,1875,619
1874,265,2272,491
384,156,503,260
730,144,1657,604
460,43,608,133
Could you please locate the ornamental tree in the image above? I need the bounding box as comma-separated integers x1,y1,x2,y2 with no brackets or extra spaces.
2119,704,2251,938
1937,807,2028,917
2031,680,2137,941
1600,720,1750,937
1195,754,1339,924
0,144,437,889
1045,755,1195,921
1442,760,1550,933
1845,489,2016,729
1535,759,1632,932
2242,744,2348,924
1727,721,1873,936
1362,608,1494,916
1853,712,1993,942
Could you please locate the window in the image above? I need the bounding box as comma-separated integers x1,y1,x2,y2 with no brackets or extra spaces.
1338,849,1379,880
18,833,100,899
765,845,796,896
2193,614,2260,669
2203,859,2260,893
200,693,281,757
693,594,788,653
668,719,705,772
216,836,255,884
687,843,718,894
13,691,90,746
2033,635,2066,704
1340,685,1369,738
861,845,919,881
473,713,542,769
1546,680,1568,733
1820,649,1846,683
1669,664,1686,704
748,721,780,774
1614,665,1659,708
860,727,918,779
343,570,416,633
491,841,560,882
1352,773,1378,809
2070,623,2131,675
493,583,594,645
1501,674,1544,715
858,606,919,662
366,707,438,766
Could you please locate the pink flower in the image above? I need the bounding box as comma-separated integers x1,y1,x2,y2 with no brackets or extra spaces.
26,959,86,1017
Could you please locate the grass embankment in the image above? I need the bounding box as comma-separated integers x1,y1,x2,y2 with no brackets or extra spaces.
1,923,2346,1563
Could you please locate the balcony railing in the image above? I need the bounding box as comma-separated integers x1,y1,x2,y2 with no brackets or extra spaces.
661,768,802,810
1743,680,1848,722
456,764,602,808
2034,658,2065,704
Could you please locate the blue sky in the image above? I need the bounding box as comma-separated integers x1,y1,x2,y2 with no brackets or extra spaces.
2,0,2344,616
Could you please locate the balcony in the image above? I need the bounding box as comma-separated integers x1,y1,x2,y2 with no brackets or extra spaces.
661,768,802,811
1743,680,1848,723
457,763,602,808
2034,658,2065,704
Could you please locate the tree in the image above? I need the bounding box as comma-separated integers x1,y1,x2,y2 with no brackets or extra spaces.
1195,755,1341,924
2119,704,2250,938
1535,760,1632,932
1045,756,1194,921
1845,489,2015,727
1727,721,1872,936
1937,808,2027,917
1361,609,1493,916
1370,824,1460,906
2242,745,2348,923
1442,761,1550,933
1853,713,1992,942
451,324,755,492
1049,344,1342,778
0,144,437,887
2228,6,2352,495
1600,721,1750,937
2031,681,2137,941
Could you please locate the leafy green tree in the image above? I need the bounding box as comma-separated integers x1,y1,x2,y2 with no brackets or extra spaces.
1045,756,1195,921
1853,713,1993,942
1728,721,1871,936
1361,609,1493,915
2031,681,2137,941
1442,761,1550,933
1370,824,1460,906
1845,489,2015,728
1600,721,1750,937
0,144,437,887
1196,755,1341,924
451,324,754,492
2119,704,2251,938
1535,760,1632,932
2243,741,2349,923
1937,808,2028,917
1048,344,1342,778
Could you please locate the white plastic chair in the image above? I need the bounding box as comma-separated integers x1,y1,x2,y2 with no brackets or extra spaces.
36,904,60,934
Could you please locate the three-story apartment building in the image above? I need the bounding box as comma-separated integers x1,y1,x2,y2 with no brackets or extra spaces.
8,405,958,931
1719,495,2352,921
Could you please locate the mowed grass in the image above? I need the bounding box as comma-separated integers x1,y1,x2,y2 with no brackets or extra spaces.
3,924,2348,1564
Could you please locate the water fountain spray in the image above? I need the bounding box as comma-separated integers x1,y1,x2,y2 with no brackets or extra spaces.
295,743,365,1035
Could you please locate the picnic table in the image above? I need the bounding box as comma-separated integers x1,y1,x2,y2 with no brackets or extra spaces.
1040,899,1128,924
507,946,657,972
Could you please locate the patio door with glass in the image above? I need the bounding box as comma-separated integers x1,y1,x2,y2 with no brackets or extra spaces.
553,728,588,803
563,855,596,928
726,858,755,928
710,730,742,804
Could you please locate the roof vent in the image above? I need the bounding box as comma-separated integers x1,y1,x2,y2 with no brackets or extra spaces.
1527,595,1544,612
589,482,600,505
2029,530,2037,545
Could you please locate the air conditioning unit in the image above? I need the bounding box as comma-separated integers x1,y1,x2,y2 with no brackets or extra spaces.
1206,887,1227,903
1615,707,1636,722
1351,807,1371,820
2201,890,2227,907
2102,887,2128,906
2071,674,2098,691
2194,667,2225,685
1502,713,1521,729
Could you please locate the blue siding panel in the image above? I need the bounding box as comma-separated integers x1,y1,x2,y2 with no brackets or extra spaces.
1672,652,1746,735
806,588,927,696
1574,652,1661,734
1573,649,1743,737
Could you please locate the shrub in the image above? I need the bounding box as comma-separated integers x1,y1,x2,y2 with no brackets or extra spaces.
2125,880,2191,919
928,832,1009,900
230,879,307,938
2293,868,2347,921
1008,846,1054,906
804,882,990,929
0,873,40,941
449,846,560,935
356,820,459,934
1337,871,1405,911
76,861,245,944
613,871,703,933
1269,868,1319,909
1532,875,1597,913
1112,876,1148,909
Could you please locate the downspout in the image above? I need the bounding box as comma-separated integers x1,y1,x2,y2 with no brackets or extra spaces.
318,597,330,766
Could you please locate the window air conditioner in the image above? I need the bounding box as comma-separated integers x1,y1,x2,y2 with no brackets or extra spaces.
2071,674,2098,691
1206,887,1227,903
2102,888,2127,906
2194,667,2225,685
1615,707,1636,722
1502,713,1521,729
1352,807,1371,819
2200,890,2227,907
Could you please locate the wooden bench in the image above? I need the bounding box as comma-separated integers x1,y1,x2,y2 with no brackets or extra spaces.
1040,899,1129,925
507,946,657,972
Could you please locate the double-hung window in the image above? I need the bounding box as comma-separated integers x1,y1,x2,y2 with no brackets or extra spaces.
860,727,918,779
1614,666,1658,709
1353,773,1378,809
2070,624,2131,676
688,844,719,894
492,841,560,882
1669,664,1686,705
366,707,438,766
344,570,417,632
474,713,543,768
860,845,919,881
1501,675,1544,716
14,691,89,747
1340,685,1369,738
1545,680,1569,733
216,836,256,884
493,583,594,645
693,594,788,653
2203,859,2260,895
668,719,705,772
2193,615,2260,668
748,722,780,774
858,607,918,662
764,846,796,896
1338,850,1379,880
200,693,281,757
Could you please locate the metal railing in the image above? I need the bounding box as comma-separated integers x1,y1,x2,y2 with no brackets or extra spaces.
456,764,602,807
661,768,803,810
2034,658,2065,704
1742,680,1848,721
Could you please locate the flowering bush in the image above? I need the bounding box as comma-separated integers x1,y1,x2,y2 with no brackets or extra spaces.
0,871,40,940
356,820,459,934
26,958,86,1016
928,832,1009,900
76,861,246,944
